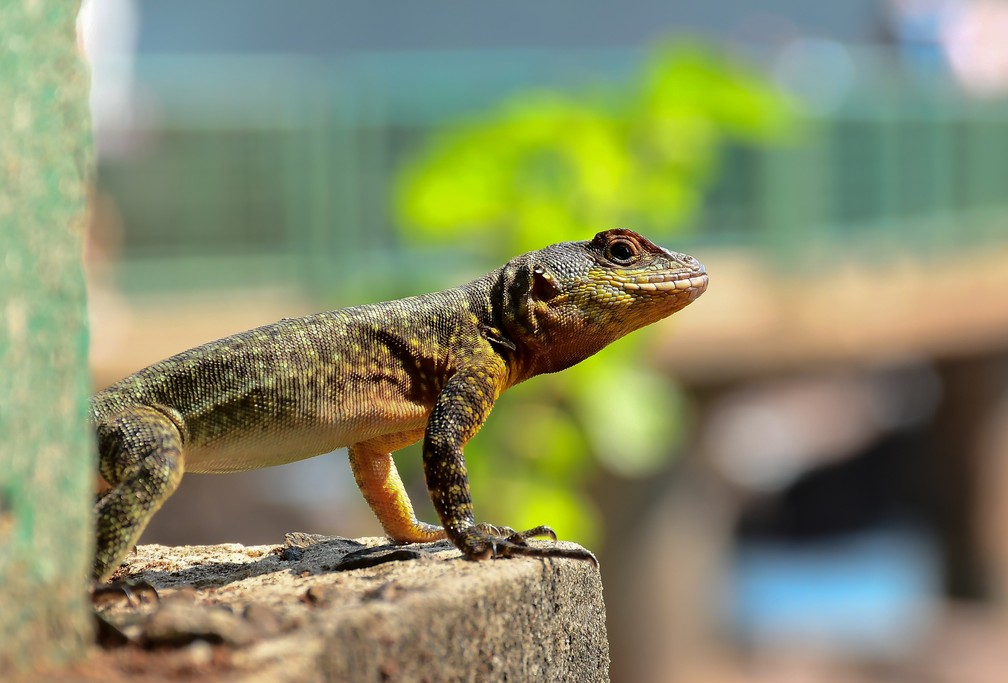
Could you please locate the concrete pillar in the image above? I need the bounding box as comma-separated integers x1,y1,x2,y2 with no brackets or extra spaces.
0,0,94,672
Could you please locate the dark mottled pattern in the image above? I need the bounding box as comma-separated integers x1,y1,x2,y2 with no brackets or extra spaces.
91,229,708,580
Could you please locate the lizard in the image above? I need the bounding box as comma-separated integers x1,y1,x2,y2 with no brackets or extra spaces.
90,228,708,581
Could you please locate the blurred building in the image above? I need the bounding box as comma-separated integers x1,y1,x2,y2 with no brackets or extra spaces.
135,1,881,53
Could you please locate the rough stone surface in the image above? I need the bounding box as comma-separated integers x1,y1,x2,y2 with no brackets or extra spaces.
56,536,609,682
0,0,94,673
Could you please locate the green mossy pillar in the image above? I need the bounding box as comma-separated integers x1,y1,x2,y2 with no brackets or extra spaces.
0,1,94,672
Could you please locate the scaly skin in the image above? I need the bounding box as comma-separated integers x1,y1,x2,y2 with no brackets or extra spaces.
91,229,708,581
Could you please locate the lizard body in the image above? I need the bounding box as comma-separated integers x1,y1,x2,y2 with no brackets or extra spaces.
91,229,707,581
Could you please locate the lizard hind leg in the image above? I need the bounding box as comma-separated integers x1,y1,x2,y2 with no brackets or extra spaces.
94,406,185,582
348,437,446,544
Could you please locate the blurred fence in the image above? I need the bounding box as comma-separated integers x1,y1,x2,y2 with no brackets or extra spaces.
96,47,1008,294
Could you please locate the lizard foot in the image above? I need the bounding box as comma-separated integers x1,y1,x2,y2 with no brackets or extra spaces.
91,579,160,609
458,524,599,567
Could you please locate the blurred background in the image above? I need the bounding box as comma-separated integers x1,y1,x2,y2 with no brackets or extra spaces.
79,1,1008,681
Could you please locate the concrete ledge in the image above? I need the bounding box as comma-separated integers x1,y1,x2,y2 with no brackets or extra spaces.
63,535,609,682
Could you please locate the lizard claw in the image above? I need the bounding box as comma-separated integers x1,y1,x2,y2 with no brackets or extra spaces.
473,523,557,544
505,524,558,543
456,525,597,567
91,579,160,609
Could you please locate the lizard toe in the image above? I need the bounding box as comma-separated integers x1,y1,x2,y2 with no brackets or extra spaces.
505,524,557,543
91,579,160,609
455,524,594,566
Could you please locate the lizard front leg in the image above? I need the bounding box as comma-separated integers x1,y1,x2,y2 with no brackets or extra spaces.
423,354,597,564
348,431,445,543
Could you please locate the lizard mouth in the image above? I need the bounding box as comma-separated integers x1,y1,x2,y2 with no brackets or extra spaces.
620,265,709,294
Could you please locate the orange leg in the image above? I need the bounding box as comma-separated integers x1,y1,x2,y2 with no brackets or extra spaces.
348,431,445,543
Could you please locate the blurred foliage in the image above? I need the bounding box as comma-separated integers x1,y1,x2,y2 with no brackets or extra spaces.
398,41,792,254
395,41,793,545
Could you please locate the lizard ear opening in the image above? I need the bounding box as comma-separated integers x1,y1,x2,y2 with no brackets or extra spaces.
530,264,560,301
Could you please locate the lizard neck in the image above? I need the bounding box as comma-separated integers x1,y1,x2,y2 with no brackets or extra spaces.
484,259,606,385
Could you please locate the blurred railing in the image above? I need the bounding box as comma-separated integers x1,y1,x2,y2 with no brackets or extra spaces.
96,47,1008,294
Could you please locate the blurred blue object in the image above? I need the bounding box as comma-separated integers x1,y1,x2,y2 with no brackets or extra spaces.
728,525,940,658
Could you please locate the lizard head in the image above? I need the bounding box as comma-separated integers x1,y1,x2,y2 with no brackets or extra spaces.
502,228,708,376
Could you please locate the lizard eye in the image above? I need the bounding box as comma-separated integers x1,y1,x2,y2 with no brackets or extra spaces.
606,239,638,265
